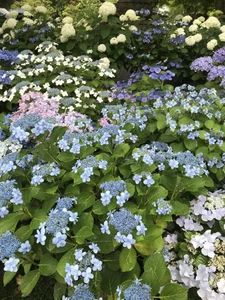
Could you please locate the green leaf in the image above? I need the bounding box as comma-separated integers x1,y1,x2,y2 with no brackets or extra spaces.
54,282,67,300
147,186,168,204
101,27,110,38
75,226,94,244
30,209,48,230
79,43,87,52
20,269,41,297
15,225,33,242
119,247,137,272
66,41,75,51
112,143,130,158
3,271,17,286
160,283,187,300
57,248,75,278
39,254,58,276
142,268,160,295
76,192,95,213
156,114,167,130
0,213,21,235
205,119,215,129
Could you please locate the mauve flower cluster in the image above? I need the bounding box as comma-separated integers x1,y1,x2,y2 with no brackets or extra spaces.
191,47,225,87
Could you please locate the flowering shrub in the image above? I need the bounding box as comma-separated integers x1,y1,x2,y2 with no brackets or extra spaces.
0,41,115,117
166,190,225,299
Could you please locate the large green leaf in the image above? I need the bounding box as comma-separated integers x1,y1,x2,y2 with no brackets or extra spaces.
57,248,75,278
119,247,137,272
160,283,187,300
0,213,22,235
39,254,58,276
20,269,41,297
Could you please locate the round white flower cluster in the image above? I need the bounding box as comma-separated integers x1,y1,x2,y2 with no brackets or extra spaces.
35,6,48,14
193,19,202,25
189,24,198,32
129,25,137,31
8,10,18,18
220,25,225,32
207,39,218,50
60,23,76,42
62,16,73,24
99,57,110,68
201,16,221,28
23,11,33,17
97,44,107,52
21,4,32,11
175,27,185,35
110,33,126,45
98,1,117,18
23,17,34,26
182,15,192,23
193,33,202,42
198,16,205,22
185,36,196,46
125,9,138,21
2,18,18,29
219,32,225,41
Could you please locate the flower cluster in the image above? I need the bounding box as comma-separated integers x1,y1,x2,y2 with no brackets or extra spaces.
65,245,102,286
101,208,147,248
100,180,130,206
35,196,78,247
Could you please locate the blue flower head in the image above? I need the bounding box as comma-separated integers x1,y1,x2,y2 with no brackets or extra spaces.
0,231,21,261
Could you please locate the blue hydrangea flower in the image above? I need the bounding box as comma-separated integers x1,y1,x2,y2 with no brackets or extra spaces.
123,279,151,300
153,198,172,215
0,231,21,261
67,284,95,300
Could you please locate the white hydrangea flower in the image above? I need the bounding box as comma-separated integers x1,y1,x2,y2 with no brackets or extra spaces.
193,19,202,25
8,10,18,18
219,32,225,41
193,33,202,42
0,28,3,35
35,6,48,14
110,37,118,45
220,25,225,32
185,36,196,46
3,18,18,29
129,25,137,31
99,57,110,68
198,16,205,22
97,44,107,52
117,33,126,43
202,16,221,28
189,24,198,32
62,16,73,24
98,1,117,18
170,33,176,38
60,35,68,43
175,27,185,35
21,4,32,11
207,39,218,50
119,14,127,22
61,23,76,38
182,15,192,23
23,17,35,25
23,11,33,17
125,9,138,21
